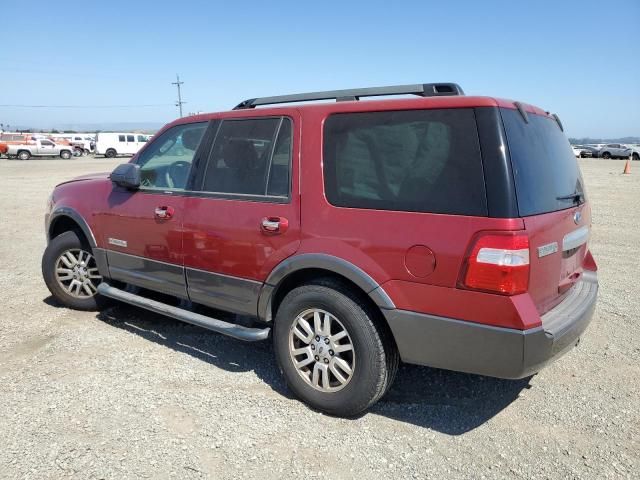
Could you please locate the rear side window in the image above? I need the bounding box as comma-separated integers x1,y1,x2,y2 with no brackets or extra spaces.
201,117,291,198
118,135,125,142
323,109,486,215
501,108,585,216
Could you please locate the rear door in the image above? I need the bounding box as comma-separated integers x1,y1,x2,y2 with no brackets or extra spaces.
182,114,300,316
501,107,591,315
97,122,209,297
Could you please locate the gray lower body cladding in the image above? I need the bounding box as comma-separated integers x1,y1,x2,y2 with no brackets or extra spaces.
384,271,598,379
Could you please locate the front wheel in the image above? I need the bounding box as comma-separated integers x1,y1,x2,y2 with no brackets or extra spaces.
601,151,611,159
42,231,105,311
274,282,398,417
633,153,639,161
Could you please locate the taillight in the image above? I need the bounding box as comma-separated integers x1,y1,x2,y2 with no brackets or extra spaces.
460,233,530,295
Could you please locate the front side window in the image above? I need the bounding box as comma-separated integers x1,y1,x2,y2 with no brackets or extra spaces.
118,135,125,142
323,108,486,215
137,135,148,142
201,117,291,197
135,122,207,191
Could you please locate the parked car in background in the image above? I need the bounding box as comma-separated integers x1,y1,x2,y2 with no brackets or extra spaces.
41,83,598,416
599,144,632,159
51,134,95,156
626,144,640,161
6,139,74,160
578,145,601,158
1,133,37,158
572,145,593,158
95,132,150,158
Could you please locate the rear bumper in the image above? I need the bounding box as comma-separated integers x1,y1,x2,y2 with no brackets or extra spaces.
384,271,598,379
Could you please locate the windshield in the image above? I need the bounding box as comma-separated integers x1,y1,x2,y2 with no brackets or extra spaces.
501,108,585,216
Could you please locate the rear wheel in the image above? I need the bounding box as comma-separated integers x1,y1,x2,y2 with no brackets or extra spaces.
18,150,31,160
42,231,105,311
105,148,117,158
274,281,398,417
60,150,72,159
633,153,639,161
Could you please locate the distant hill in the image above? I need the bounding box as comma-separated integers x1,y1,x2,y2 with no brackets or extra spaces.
569,136,640,145
4,122,163,134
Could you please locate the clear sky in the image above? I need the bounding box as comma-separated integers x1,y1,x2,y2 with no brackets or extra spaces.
0,0,638,137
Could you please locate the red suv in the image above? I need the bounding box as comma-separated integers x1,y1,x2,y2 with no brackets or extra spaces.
42,83,598,416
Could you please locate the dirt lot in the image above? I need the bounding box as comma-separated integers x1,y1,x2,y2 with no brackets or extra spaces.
0,157,638,479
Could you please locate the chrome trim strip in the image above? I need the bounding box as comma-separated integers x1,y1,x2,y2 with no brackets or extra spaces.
562,226,590,251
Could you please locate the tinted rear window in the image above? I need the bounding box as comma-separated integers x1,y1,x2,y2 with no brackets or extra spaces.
323,109,487,215
501,108,585,216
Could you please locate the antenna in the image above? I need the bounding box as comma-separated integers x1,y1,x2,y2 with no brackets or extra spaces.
172,74,185,117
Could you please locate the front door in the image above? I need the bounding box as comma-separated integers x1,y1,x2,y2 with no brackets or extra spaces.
98,121,209,298
38,139,56,155
183,114,301,316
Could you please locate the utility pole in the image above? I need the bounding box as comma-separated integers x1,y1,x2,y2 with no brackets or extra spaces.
172,74,185,117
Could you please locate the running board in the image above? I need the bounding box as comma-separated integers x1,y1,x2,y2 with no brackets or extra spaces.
97,282,270,342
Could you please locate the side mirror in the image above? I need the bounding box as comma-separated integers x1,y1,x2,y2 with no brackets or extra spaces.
110,163,141,189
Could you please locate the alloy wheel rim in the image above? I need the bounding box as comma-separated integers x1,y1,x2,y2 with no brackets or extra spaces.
55,248,102,298
289,308,355,392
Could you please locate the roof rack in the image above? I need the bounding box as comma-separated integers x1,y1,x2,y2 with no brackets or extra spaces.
233,83,464,110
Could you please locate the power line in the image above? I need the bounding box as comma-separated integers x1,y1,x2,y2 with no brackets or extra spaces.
0,104,172,108
172,74,185,117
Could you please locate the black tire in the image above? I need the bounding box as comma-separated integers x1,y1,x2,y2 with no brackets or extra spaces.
105,149,116,158
73,148,82,157
601,151,611,159
83,149,89,156
60,150,72,159
274,280,398,417
633,153,639,161
42,230,106,311
18,150,31,160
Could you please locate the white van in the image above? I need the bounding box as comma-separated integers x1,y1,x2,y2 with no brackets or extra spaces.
95,132,150,158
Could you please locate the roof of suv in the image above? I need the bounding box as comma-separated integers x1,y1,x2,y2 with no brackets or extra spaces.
164,83,552,131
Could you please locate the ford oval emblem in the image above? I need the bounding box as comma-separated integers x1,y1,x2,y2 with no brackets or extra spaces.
573,211,582,224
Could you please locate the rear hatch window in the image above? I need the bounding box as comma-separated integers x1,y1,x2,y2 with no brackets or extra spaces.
502,107,590,314
501,108,585,216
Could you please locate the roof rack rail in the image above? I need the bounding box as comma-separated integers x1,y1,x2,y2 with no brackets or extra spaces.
233,83,464,110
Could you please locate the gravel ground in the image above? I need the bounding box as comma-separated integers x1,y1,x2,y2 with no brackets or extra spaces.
0,157,638,479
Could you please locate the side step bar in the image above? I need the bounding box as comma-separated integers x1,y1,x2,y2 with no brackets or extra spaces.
97,282,270,342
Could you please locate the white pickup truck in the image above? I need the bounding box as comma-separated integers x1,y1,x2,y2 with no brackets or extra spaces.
7,139,74,160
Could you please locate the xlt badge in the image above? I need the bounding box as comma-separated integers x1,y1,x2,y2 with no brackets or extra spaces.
537,242,558,258
108,238,128,248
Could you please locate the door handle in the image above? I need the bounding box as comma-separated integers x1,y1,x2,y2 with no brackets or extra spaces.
261,216,288,235
154,206,175,219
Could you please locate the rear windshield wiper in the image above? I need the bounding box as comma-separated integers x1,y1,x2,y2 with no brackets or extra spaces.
557,191,585,203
